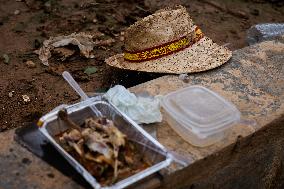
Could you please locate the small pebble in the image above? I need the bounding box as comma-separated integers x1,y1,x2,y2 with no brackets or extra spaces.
14,10,20,15
22,95,30,102
2,54,10,64
21,157,32,165
8,91,15,98
26,60,36,68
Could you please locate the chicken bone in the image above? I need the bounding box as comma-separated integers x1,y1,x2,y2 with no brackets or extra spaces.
85,117,126,148
105,123,126,148
58,109,81,131
59,129,82,142
64,138,85,157
82,128,114,160
85,152,114,166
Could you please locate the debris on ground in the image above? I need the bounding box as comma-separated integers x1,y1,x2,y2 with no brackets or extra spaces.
2,54,10,64
104,85,162,124
94,38,115,46
35,32,97,66
8,91,14,98
14,10,20,15
25,60,36,68
84,66,97,75
22,95,30,103
52,47,75,61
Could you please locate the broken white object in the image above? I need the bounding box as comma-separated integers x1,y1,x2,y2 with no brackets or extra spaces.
104,85,162,124
22,95,30,102
8,91,14,98
36,32,95,66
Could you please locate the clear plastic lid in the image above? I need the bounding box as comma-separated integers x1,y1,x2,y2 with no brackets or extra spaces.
162,86,241,136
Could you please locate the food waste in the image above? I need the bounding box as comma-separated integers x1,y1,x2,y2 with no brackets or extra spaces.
56,109,150,186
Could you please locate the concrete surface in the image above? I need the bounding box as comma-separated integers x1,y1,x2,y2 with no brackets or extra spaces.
0,129,82,189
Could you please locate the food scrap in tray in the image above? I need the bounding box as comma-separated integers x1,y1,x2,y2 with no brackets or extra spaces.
56,109,150,186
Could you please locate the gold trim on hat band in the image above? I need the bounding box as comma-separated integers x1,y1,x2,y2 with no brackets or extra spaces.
124,27,204,62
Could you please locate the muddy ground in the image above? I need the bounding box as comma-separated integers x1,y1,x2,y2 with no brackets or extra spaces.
0,0,283,131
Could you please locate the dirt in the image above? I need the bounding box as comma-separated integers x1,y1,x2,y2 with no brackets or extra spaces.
0,0,283,132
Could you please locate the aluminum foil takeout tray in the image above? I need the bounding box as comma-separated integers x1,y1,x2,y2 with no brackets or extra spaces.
38,97,172,189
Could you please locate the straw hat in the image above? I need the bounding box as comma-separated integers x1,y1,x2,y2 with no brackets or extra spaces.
105,6,232,74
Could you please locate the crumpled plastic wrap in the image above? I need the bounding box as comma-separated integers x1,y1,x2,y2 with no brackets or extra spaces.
247,23,284,45
36,32,95,66
103,85,162,124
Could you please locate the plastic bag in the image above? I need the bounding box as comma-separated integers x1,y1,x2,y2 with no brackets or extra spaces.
104,85,162,124
247,23,284,45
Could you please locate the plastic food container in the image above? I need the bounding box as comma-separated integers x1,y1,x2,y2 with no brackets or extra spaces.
38,97,172,189
161,86,241,147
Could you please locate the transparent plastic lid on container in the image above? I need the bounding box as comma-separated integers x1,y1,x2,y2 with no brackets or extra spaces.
161,86,241,147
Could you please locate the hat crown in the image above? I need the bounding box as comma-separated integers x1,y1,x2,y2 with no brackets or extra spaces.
124,6,195,52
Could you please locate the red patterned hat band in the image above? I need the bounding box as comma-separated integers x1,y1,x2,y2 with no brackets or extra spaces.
124,27,204,62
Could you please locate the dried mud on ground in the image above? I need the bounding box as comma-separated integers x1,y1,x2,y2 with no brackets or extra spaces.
0,0,283,131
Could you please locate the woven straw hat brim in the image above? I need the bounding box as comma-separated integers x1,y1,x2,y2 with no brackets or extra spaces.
105,36,232,74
